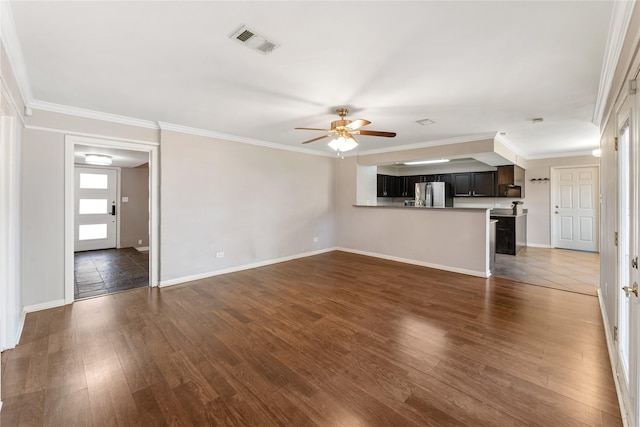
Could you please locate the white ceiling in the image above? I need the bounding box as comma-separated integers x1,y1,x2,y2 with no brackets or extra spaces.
8,1,614,158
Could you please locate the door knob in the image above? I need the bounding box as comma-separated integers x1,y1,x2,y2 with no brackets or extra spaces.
623,282,639,298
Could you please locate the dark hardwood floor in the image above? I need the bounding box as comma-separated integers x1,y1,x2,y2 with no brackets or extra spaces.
1,251,621,426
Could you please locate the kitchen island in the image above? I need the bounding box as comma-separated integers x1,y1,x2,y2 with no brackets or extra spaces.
340,205,492,277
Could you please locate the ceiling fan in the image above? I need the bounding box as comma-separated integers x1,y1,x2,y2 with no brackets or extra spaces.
296,108,396,153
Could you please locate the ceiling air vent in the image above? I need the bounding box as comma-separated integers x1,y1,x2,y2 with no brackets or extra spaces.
229,25,280,55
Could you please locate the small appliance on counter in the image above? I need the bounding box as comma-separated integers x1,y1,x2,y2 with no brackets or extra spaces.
512,201,524,215
415,182,453,207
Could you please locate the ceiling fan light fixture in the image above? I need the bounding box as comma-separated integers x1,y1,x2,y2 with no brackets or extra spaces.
85,154,112,165
328,135,358,152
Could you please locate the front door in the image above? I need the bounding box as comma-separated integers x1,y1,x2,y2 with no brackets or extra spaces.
74,167,117,252
552,166,599,251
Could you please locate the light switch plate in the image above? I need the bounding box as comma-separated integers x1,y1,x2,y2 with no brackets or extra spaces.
122,197,129,202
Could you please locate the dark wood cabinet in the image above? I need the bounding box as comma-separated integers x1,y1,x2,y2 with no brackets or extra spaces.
452,173,472,196
377,174,420,198
397,176,419,198
497,165,525,198
491,215,527,255
424,174,452,185
377,174,397,197
452,171,496,197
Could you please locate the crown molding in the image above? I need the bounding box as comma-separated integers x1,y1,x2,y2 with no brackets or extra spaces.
525,149,596,160
29,100,159,129
1,75,25,126
592,0,636,126
1,1,34,106
494,133,528,159
347,132,498,157
157,121,333,157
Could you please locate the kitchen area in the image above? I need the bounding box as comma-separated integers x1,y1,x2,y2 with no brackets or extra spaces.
352,157,527,278
381,162,525,245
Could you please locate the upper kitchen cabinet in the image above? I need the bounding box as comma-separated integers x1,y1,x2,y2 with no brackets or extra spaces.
497,165,525,198
424,174,452,185
377,174,398,197
452,171,497,197
397,176,419,198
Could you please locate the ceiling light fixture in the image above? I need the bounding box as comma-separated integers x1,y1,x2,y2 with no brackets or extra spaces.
404,159,450,165
328,134,358,153
85,154,112,165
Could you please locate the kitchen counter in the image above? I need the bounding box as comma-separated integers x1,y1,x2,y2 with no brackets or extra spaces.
489,212,527,217
344,204,493,277
354,205,488,212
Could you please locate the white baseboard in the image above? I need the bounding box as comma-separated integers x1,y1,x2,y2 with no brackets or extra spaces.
335,247,489,278
598,289,629,426
159,247,337,288
526,243,552,248
135,246,149,252
23,299,66,314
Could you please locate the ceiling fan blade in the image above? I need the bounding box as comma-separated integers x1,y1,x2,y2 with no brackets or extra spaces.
295,127,332,131
301,134,332,144
345,119,371,130
357,130,397,138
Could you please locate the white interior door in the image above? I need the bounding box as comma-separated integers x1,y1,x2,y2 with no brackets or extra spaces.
552,166,599,251
616,98,639,426
74,167,117,252
632,134,640,427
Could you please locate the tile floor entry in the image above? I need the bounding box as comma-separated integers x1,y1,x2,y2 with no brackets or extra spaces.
492,247,599,296
74,247,149,300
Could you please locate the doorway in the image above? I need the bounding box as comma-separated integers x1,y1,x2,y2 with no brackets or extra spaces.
65,135,159,304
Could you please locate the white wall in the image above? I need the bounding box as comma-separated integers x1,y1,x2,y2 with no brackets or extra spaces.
21,129,66,306
159,130,337,284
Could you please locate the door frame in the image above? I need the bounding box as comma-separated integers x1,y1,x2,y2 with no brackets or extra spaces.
612,85,640,426
64,135,159,304
550,164,600,251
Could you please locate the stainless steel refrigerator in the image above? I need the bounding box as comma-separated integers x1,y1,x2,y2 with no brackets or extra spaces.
414,182,453,207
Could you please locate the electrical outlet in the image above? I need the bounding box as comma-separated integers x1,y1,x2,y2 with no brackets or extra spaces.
138,239,142,245
313,237,319,243
216,252,225,258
